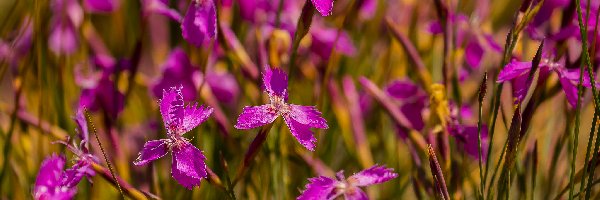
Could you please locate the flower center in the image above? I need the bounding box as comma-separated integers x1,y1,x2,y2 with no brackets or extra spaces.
167,135,189,151
269,95,290,115
542,58,561,69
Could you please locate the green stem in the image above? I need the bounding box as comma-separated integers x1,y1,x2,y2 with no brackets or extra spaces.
232,123,274,186
568,19,589,200
477,73,487,199
579,112,598,197
85,110,125,199
573,0,600,198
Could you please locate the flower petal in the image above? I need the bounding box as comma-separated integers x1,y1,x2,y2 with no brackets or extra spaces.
347,165,398,187
181,103,213,133
160,86,185,131
74,109,90,151
84,0,118,13
34,155,77,200
284,115,318,151
465,40,484,69
234,105,278,129
288,104,328,129
385,80,422,99
62,160,95,188
400,98,425,131
49,22,78,55
497,60,532,82
181,1,217,47
449,125,489,160
343,187,368,200
151,49,198,101
134,139,170,166
35,154,66,189
311,0,334,16
263,67,289,99
310,26,356,59
205,71,240,103
297,176,337,200
171,142,207,189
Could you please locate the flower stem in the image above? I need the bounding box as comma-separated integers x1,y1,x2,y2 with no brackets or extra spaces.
288,0,315,77
477,73,488,199
573,0,600,198
85,109,125,200
232,123,274,186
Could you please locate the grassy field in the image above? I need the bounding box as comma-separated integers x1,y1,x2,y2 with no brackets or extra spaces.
1,0,599,199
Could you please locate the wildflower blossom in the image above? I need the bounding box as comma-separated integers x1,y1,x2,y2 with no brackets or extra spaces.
497,58,598,107
384,79,427,139
238,0,354,61
83,0,119,13
151,48,240,103
49,0,83,55
33,155,77,200
447,103,489,160
134,86,213,189
181,0,217,47
235,67,328,151
0,16,33,69
428,14,501,69
239,0,335,18
310,0,335,16
310,24,357,60
297,165,398,200
151,48,200,101
61,109,98,186
77,57,127,118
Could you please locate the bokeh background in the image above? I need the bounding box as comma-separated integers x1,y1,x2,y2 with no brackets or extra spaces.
0,0,599,199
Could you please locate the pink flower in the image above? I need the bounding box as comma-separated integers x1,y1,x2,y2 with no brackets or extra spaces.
181,0,217,47
234,67,328,151
298,165,398,200
497,58,598,107
134,86,213,189
33,155,77,200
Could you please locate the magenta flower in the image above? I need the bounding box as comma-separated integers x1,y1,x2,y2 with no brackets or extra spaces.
497,58,598,107
0,16,33,69
204,71,240,103
428,14,501,69
447,103,489,160
297,165,398,200
58,109,98,187
151,48,240,103
33,155,77,200
78,61,126,118
235,67,328,151
310,25,357,59
84,0,119,13
310,0,335,16
49,0,83,55
239,0,334,18
134,86,213,189
449,124,488,160
151,48,199,101
181,0,217,47
384,79,427,139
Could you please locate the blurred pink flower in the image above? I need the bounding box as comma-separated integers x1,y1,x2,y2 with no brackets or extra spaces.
298,165,398,200
181,0,217,47
84,0,119,13
49,0,83,55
